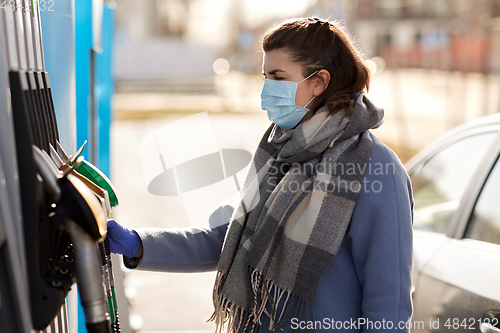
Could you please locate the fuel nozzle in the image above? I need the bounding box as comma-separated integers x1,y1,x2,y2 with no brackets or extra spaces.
32,146,111,333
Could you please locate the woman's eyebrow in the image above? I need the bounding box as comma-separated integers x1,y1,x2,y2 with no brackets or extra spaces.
268,69,285,75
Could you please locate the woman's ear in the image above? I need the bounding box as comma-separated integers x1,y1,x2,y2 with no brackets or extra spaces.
313,69,330,96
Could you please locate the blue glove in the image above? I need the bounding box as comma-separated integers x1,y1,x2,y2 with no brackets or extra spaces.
106,219,141,258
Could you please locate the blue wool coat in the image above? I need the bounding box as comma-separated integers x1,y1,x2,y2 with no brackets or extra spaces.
125,133,414,332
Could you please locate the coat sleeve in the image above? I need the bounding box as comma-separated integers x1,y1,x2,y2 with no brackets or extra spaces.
123,196,236,272
349,135,414,333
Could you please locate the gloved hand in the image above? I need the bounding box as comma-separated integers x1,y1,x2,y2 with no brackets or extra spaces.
106,219,141,258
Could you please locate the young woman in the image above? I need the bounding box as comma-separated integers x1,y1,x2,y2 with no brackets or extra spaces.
108,17,414,332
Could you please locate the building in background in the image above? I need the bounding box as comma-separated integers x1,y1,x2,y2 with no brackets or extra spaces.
113,0,500,79
349,0,500,74
112,0,318,91
113,0,220,92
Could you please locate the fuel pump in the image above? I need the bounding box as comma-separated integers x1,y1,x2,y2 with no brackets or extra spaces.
32,145,117,333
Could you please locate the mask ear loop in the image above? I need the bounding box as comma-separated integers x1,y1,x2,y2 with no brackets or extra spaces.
298,70,319,83
298,70,319,109
303,95,316,109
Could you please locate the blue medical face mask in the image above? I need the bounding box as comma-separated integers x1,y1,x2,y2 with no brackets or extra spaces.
261,70,318,130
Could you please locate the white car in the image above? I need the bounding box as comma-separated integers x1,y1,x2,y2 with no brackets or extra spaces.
406,113,500,332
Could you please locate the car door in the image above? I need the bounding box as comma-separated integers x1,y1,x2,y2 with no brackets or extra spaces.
408,125,500,332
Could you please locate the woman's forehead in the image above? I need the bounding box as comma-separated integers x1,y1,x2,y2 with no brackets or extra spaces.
262,49,301,73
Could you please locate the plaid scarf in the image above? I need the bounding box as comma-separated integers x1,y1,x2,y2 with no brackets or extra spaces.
211,93,384,332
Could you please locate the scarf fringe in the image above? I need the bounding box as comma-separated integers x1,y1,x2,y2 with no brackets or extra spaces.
210,269,311,333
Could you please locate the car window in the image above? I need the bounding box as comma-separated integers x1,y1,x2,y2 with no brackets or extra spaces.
465,155,500,245
410,132,496,234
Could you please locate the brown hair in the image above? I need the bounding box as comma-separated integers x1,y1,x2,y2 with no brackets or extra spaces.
262,17,370,115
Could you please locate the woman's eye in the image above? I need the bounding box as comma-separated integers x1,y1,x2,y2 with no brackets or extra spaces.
262,75,284,81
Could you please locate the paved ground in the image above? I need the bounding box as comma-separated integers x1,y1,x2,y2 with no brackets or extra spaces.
110,68,500,333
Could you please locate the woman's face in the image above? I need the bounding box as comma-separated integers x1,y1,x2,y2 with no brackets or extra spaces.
262,48,316,109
